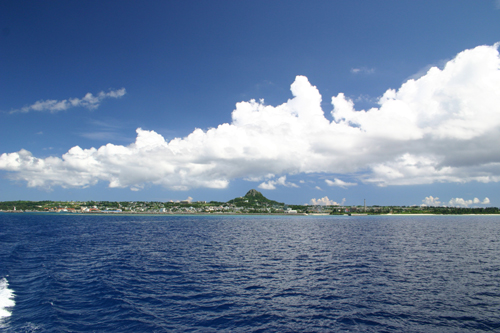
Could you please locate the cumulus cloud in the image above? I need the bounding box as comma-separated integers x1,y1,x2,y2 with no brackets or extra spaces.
2,44,500,191
310,196,345,206
448,197,491,207
325,178,357,189
422,196,491,207
421,196,442,206
258,176,299,190
10,88,126,113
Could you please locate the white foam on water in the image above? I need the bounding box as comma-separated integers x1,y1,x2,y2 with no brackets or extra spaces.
0,277,15,319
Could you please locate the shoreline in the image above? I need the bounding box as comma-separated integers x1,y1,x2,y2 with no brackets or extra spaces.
2,211,500,217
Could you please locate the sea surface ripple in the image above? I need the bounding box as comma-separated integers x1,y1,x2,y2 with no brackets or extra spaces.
0,214,499,332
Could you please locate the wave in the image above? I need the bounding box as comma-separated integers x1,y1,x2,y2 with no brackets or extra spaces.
0,277,15,320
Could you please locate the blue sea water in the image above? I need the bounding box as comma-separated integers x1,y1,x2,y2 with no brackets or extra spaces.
0,213,499,332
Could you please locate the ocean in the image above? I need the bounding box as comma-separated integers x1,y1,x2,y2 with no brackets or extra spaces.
0,213,499,332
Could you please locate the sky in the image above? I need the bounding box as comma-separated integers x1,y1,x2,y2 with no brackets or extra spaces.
1,0,500,207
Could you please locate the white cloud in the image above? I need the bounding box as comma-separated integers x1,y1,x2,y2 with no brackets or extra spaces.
315,186,322,190
258,176,299,190
310,196,344,206
447,197,490,207
2,44,500,191
351,67,375,74
325,178,357,189
11,88,126,114
496,0,500,10
447,198,471,207
423,196,491,207
258,182,276,190
421,196,442,206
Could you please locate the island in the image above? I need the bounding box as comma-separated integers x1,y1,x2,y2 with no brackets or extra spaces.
0,189,498,215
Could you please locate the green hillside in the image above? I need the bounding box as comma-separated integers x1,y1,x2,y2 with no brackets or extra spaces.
227,189,284,208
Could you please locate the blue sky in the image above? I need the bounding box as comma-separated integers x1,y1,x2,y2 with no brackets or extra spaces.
1,0,500,206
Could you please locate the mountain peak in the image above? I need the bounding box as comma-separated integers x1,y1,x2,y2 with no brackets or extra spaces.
227,189,283,207
245,189,262,197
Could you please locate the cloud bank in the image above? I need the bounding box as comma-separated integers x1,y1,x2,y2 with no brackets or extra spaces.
422,196,491,207
1,44,500,191
11,88,126,113
310,196,345,206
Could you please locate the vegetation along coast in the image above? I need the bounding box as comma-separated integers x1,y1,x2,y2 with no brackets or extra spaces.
1,190,499,216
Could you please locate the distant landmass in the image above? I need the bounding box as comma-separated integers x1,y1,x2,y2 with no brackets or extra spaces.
0,189,499,215
227,189,284,207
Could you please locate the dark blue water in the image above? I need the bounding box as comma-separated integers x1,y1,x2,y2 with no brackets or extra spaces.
1,214,499,332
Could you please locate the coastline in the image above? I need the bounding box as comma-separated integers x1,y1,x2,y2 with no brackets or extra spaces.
3,211,500,216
